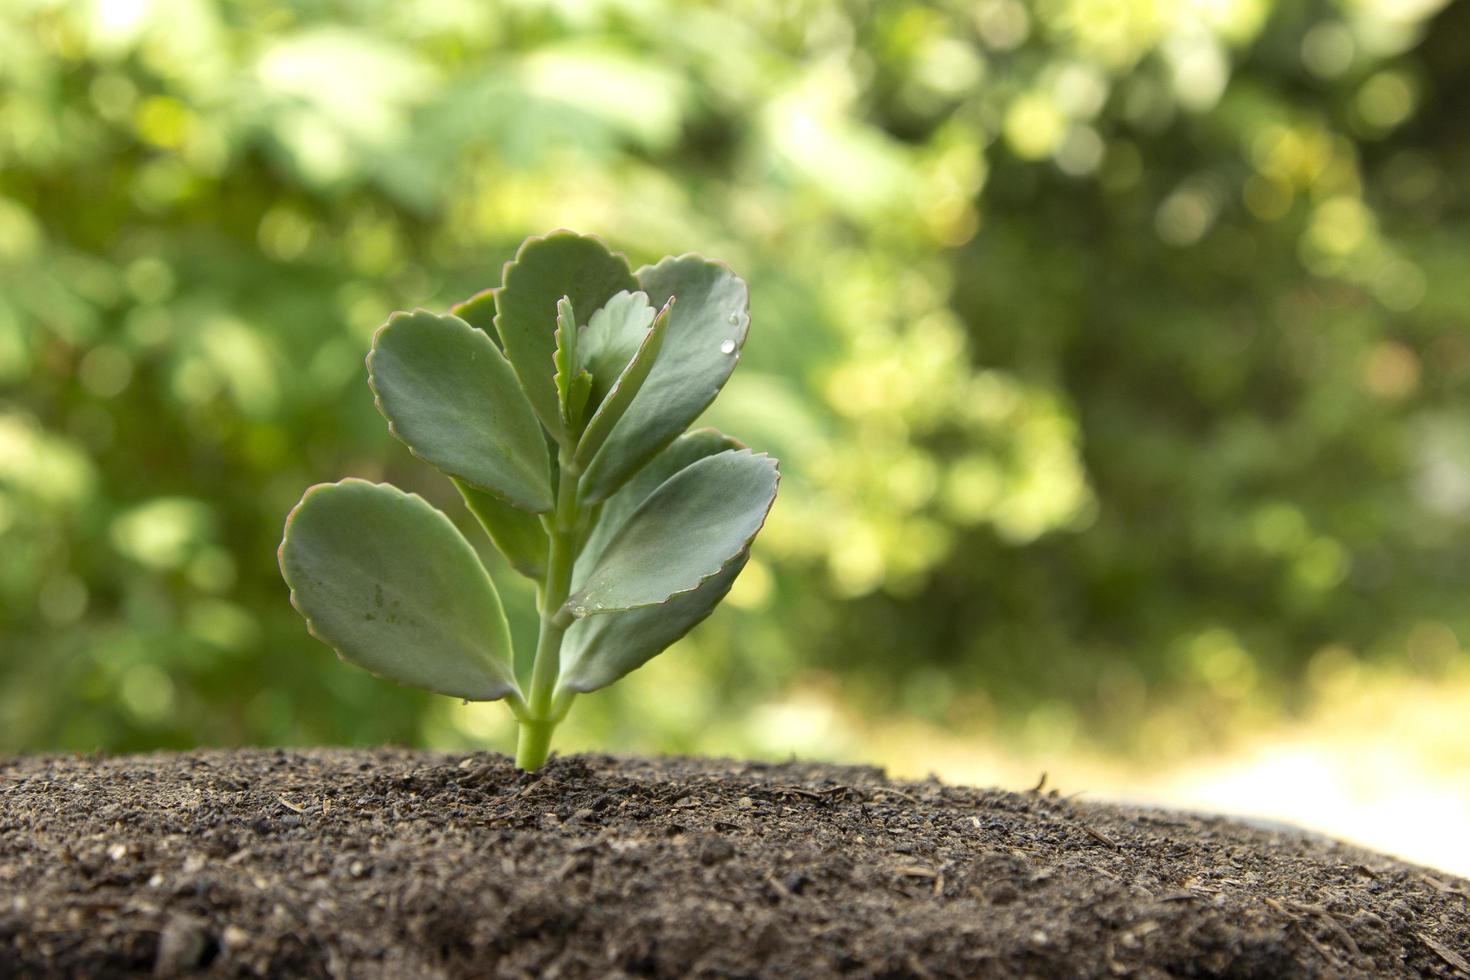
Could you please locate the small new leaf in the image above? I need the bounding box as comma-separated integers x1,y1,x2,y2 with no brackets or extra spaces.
578,289,656,409
553,296,594,435
574,296,672,468
579,256,750,503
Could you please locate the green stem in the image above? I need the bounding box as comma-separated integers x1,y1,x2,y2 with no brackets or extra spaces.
515,717,556,771
516,454,581,771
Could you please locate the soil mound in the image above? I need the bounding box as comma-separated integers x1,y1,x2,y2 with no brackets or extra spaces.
2,749,1467,978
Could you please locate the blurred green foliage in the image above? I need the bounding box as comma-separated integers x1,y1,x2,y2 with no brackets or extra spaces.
2,0,1467,758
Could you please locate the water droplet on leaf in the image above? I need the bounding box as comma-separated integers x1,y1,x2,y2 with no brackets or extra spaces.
720,340,736,354
727,313,740,325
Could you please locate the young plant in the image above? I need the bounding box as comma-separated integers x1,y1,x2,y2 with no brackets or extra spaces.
278,232,779,771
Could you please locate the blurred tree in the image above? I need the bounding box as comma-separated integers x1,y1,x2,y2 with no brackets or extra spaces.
0,0,1464,757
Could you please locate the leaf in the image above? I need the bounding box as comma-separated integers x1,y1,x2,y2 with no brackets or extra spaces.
579,255,750,503
455,478,547,580
368,309,553,513
494,231,637,443
564,448,778,617
573,296,672,468
574,428,743,576
553,295,594,433
578,289,655,408
559,555,747,695
567,372,593,432
279,479,519,702
449,288,498,337
557,430,749,694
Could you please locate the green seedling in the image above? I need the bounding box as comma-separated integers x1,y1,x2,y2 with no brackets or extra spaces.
278,232,779,770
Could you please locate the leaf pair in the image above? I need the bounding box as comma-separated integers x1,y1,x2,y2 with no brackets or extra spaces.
278,437,777,700
558,430,772,694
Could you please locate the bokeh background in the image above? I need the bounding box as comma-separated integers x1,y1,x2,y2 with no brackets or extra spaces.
3,0,1469,873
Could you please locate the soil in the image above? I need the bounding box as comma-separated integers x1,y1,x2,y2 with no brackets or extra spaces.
1,750,1468,979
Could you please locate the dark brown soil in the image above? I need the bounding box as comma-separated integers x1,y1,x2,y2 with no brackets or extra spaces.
2,750,1468,979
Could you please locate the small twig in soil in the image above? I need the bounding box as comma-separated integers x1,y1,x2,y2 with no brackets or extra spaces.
1264,897,1362,966
1082,825,1119,849
1293,922,1339,967
892,864,938,880
1289,901,1361,959
1422,875,1466,896
458,764,499,787
518,777,550,797
276,795,307,814
1419,933,1470,976
770,786,830,804
1029,772,1048,794
869,787,919,804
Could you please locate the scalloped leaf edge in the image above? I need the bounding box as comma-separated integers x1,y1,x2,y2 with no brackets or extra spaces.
365,309,554,514
491,229,638,443
277,478,523,702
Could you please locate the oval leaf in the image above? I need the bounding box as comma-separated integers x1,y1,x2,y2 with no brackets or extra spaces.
279,479,519,701
564,448,778,617
559,555,747,695
558,431,749,694
493,231,638,443
579,256,749,503
368,310,553,513
574,428,745,581
455,479,547,580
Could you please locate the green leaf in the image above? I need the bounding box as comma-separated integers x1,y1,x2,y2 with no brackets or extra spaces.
573,296,672,468
575,428,743,574
557,430,749,694
567,372,593,432
564,448,778,617
494,231,637,444
559,555,747,695
553,296,594,433
449,287,498,337
279,479,520,702
368,309,553,513
554,296,576,408
553,296,577,419
578,289,656,408
455,478,547,580
579,256,749,503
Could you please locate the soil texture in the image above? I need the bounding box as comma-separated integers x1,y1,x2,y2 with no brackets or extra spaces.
2,749,1468,978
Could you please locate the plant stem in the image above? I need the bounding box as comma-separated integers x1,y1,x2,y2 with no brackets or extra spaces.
516,454,581,771
514,717,556,771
